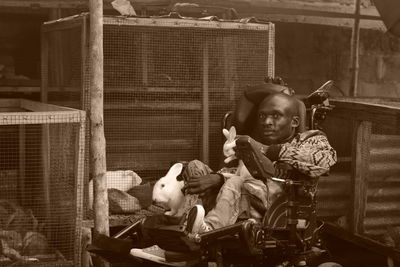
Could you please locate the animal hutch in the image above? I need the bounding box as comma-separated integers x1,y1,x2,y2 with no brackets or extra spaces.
0,99,85,266
40,13,275,215
320,98,400,263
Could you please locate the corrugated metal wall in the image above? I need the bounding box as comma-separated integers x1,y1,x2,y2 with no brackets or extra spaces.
317,172,351,219
365,134,400,237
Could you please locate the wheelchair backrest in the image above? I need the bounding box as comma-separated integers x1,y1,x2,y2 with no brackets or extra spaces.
222,82,307,135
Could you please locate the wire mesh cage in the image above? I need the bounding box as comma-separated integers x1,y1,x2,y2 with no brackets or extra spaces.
0,99,85,266
41,13,274,214
320,98,400,252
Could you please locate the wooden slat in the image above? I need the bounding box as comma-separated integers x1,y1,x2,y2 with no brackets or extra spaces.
202,42,209,164
0,0,168,8
106,139,196,152
103,113,200,139
104,102,201,111
0,86,41,92
350,120,371,234
0,99,21,107
42,15,84,32
106,150,198,171
21,99,81,112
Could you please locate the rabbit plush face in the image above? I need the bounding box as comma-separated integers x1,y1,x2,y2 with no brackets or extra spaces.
152,163,185,216
223,126,238,164
223,126,251,178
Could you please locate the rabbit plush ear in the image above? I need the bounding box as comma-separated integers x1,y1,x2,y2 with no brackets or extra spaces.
166,163,183,178
223,128,230,139
229,126,236,140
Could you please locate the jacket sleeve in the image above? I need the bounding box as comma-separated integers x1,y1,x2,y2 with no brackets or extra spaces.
278,131,337,178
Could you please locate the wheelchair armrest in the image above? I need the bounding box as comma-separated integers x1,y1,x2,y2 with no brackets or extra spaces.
235,136,275,182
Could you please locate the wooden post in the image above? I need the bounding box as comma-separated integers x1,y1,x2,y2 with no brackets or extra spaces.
350,120,371,234
202,41,209,164
267,23,275,78
76,116,85,267
142,33,149,87
349,0,361,97
40,18,51,233
89,0,109,239
81,226,92,267
41,27,49,103
18,125,26,206
223,36,237,104
49,8,64,90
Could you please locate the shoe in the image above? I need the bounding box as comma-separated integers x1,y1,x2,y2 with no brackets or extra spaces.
130,245,186,266
186,205,212,234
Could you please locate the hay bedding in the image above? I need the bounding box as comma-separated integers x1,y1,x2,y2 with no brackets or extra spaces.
0,200,64,265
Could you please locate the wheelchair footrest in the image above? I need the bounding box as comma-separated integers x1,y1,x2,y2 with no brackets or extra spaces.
197,221,245,243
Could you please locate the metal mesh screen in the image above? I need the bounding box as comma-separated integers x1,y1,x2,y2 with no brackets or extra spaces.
101,19,274,174
42,14,274,214
0,102,85,266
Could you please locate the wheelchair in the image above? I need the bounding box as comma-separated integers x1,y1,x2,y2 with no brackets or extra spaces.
89,78,336,267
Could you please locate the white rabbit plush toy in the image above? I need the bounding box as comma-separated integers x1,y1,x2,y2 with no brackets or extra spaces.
152,163,185,216
222,126,251,179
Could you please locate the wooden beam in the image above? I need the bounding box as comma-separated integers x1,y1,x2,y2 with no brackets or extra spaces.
244,13,386,30
241,0,380,18
350,120,371,234
0,0,381,18
0,0,387,29
0,0,169,8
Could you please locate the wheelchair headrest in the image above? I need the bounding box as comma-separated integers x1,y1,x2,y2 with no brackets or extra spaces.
233,82,307,136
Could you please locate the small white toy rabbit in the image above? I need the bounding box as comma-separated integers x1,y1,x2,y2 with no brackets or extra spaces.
152,163,185,216
223,126,251,178
88,170,142,209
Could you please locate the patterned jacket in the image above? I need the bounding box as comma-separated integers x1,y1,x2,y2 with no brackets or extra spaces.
263,130,337,178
